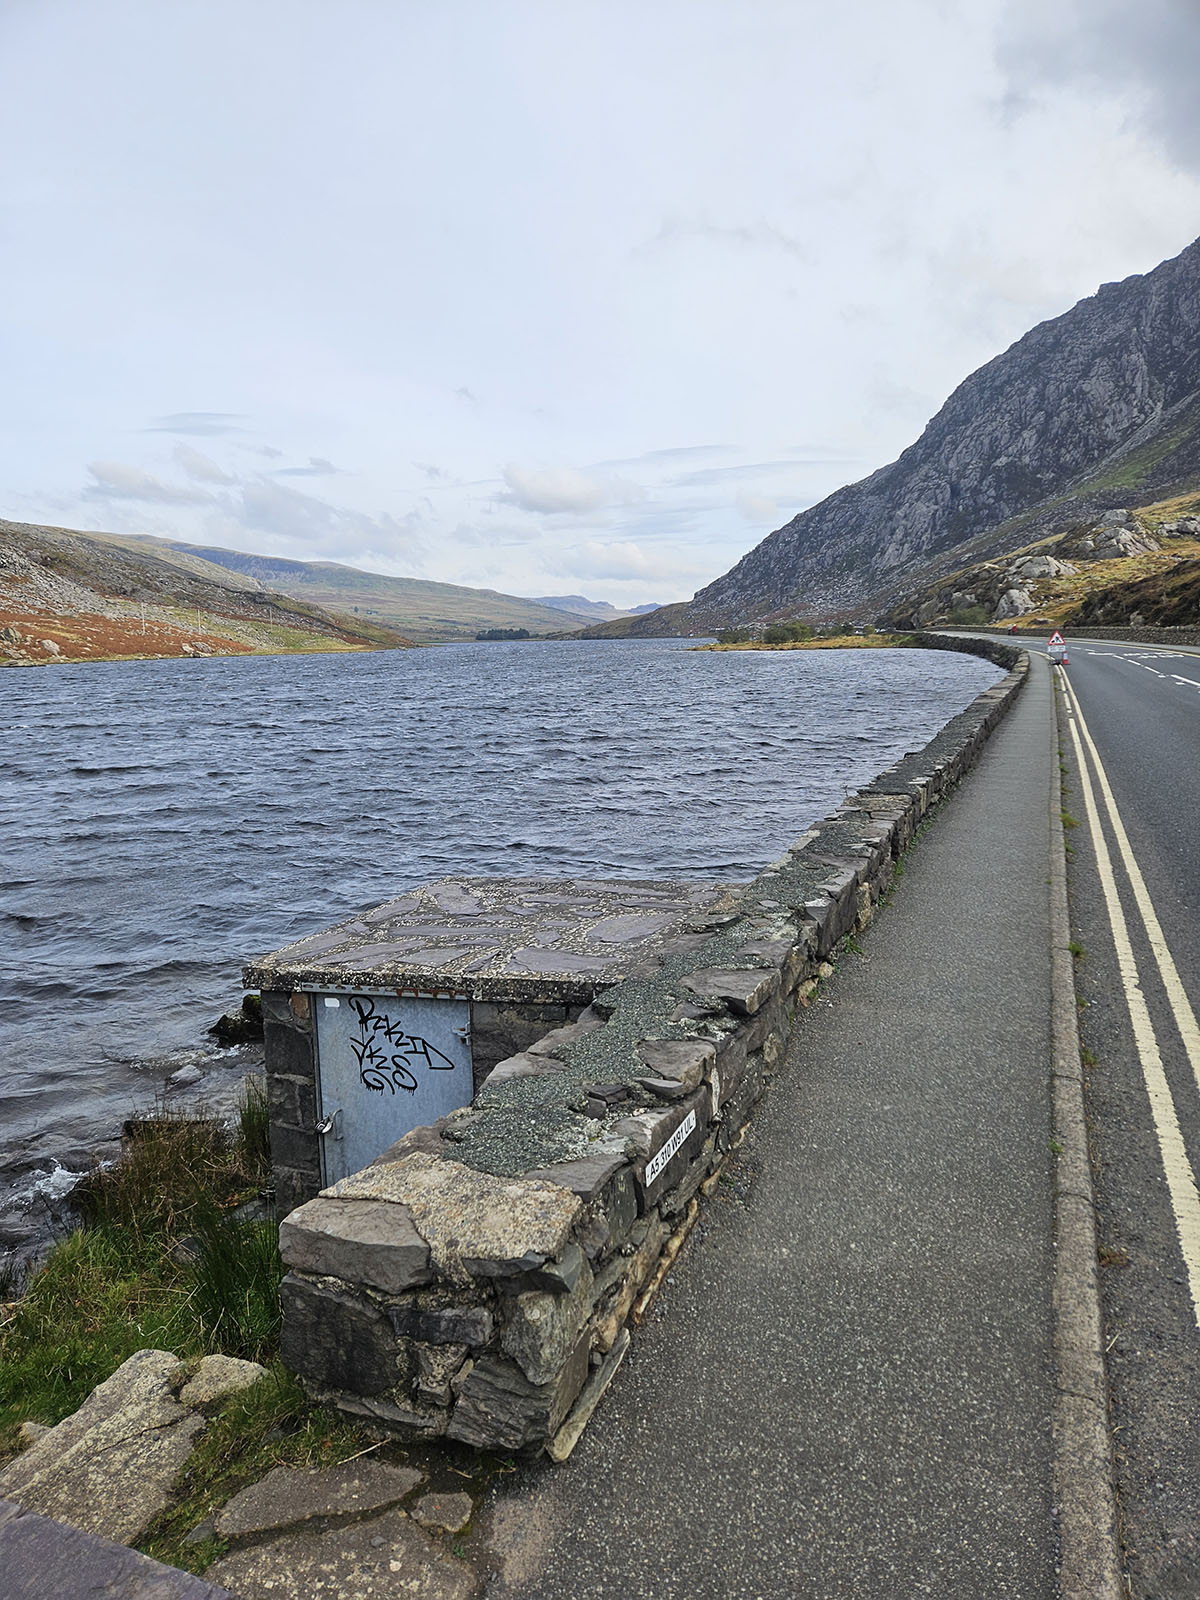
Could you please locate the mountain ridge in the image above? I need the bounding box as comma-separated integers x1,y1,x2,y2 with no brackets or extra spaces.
666,234,1200,630
126,538,602,641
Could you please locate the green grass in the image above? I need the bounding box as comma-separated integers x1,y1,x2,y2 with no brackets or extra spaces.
188,1202,282,1363
1083,418,1198,493
0,1086,280,1456
0,1226,201,1447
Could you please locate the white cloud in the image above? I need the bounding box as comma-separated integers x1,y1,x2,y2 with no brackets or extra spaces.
83,460,215,505
500,464,643,515
548,538,689,582
145,412,245,436
996,0,1200,174
232,478,425,571
6,2,1200,607
275,455,343,477
736,491,785,526
173,445,235,484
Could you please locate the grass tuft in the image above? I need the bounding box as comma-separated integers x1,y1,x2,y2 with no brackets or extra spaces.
235,1076,271,1176
189,1201,282,1362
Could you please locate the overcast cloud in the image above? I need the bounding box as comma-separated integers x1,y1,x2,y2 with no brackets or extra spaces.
2,1,1198,604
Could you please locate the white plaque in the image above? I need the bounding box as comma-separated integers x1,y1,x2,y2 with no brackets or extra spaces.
644,1108,698,1185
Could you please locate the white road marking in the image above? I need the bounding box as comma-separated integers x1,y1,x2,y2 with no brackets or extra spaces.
1061,678,1200,1326
1171,673,1200,689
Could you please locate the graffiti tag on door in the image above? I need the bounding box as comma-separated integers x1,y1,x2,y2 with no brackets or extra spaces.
347,995,456,1095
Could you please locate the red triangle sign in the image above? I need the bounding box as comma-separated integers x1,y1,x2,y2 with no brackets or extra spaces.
1048,632,1065,646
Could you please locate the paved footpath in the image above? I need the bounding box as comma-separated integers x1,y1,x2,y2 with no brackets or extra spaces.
481,659,1059,1599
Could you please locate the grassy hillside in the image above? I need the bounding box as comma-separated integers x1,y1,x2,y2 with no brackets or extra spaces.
0,520,415,666
127,538,599,643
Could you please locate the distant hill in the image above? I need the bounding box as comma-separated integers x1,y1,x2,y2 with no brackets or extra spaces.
528,594,661,621
0,519,414,666
530,594,628,620
138,539,601,643
622,233,1200,633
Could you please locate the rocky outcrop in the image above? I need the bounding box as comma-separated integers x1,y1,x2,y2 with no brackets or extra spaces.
880,498,1199,628
683,235,1200,625
0,1350,267,1544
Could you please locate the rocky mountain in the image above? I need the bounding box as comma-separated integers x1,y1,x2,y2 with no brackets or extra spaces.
676,234,1200,629
0,520,414,665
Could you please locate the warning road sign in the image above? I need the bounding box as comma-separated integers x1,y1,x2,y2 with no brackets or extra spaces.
1048,631,1065,646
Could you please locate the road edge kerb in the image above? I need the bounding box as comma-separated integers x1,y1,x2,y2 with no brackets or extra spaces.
1049,668,1124,1600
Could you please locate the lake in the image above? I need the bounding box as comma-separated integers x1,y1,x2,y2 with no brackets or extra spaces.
0,638,1000,1254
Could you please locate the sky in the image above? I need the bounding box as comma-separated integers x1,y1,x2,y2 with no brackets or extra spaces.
2,1,1199,607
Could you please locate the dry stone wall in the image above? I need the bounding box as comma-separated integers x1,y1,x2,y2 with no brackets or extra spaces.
277,637,1026,1456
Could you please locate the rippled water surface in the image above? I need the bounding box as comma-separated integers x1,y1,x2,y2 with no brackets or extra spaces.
0,639,999,1224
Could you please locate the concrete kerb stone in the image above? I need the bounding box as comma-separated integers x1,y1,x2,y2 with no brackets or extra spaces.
1048,670,1125,1600
277,636,1028,1455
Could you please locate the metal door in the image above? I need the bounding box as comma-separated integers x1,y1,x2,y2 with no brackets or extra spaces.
313,990,472,1184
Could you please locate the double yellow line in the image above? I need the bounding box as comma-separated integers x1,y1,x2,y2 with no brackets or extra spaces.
1059,670,1200,1328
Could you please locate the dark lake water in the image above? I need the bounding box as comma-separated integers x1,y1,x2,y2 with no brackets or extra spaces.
0,638,1000,1252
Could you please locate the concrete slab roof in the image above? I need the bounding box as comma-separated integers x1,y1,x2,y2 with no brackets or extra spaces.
244,876,746,1004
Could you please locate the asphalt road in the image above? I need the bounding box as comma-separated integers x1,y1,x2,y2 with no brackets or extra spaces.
1051,637,1200,1598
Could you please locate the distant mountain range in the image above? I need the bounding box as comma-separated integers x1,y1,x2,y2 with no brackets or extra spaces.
125,540,625,643
598,233,1200,636
530,594,660,620
0,521,664,665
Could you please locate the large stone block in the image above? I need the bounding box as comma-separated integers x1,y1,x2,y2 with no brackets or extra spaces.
500,1259,593,1386
274,1164,319,1214
635,1037,715,1092
268,1121,320,1177
262,993,315,1083
613,1091,710,1212
446,1337,589,1451
526,1150,627,1202
266,1073,316,1129
279,1197,432,1296
279,1276,398,1396
480,1051,565,1088
0,1350,203,1546
329,1151,580,1280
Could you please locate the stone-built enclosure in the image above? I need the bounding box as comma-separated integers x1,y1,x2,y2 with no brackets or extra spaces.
250,637,1026,1458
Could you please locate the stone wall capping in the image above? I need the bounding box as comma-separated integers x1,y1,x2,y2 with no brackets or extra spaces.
277,634,1025,1454
278,1197,432,1297
680,967,781,1016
